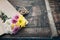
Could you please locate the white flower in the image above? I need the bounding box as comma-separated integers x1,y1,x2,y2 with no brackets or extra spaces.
4,19,12,34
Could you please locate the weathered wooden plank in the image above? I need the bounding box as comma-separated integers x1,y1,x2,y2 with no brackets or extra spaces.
2,28,51,38
45,0,58,37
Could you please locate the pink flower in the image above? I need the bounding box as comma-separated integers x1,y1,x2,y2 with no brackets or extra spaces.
12,26,20,34
13,14,19,20
14,15,19,19
12,19,17,24
12,14,19,21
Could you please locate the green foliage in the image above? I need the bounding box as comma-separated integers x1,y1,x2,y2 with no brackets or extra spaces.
0,12,9,22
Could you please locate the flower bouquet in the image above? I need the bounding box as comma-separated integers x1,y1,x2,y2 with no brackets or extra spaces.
0,0,28,35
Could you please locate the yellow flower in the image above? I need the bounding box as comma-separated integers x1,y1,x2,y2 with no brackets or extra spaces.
16,15,27,27
11,24,15,29
15,21,21,27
